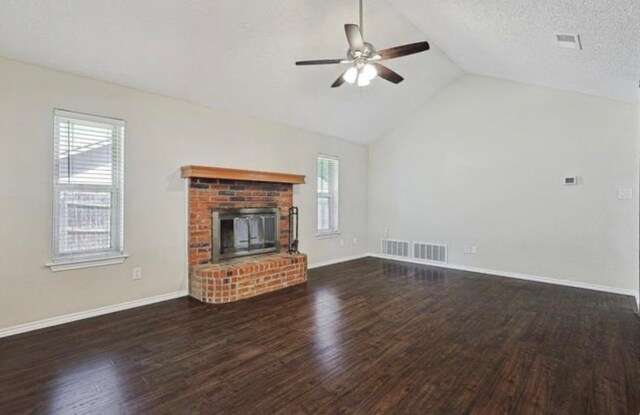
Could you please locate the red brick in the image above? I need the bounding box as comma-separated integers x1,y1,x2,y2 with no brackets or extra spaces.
190,252,307,304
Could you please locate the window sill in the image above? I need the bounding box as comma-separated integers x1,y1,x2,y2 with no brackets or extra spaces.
46,254,129,272
316,232,341,239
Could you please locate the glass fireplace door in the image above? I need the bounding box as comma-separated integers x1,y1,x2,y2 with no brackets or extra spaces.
233,217,250,253
213,208,280,261
248,216,264,250
264,216,277,249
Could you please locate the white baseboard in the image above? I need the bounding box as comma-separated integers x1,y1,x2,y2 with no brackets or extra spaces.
368,253,639,304
0,290,188,339
0,254,368,339
308,253,369,269
2,254,637,338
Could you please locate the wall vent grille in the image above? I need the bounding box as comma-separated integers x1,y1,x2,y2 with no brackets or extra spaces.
381,239,410,258
413,242,447,263
556,34,582,50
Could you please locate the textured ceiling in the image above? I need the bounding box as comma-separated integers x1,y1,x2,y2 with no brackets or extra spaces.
388,0,640,103
0,0,462,144
0,1,637,145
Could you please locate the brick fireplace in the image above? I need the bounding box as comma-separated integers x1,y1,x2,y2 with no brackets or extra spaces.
181,166,308,304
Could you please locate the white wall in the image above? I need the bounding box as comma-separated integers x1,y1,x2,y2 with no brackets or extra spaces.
0,58,369,329
369,75,639,293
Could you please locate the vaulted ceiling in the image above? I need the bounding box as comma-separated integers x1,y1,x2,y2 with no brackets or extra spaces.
389,0,640,104
0,0,638,144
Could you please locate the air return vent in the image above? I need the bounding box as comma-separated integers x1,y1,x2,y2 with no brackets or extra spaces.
556,34,582,50
413,242,447,263
381,239,410,258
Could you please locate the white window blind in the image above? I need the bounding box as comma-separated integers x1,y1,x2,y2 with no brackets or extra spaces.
52,110,125,264
317,155,339,234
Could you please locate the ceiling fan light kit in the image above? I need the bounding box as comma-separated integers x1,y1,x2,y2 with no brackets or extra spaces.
343,67,359,84
295,0,431,88
343,63,376,85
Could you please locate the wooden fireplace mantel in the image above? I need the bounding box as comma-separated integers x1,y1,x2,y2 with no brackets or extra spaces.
180,165,306,184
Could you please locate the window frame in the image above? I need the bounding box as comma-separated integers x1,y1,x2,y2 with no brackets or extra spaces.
316,154,340,237
48,109,127,271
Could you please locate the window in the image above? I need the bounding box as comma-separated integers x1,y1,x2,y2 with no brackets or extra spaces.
317,155,339,235
50,110,125,269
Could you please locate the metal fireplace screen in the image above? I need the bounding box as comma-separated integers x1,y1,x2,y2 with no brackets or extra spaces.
212,208,280,261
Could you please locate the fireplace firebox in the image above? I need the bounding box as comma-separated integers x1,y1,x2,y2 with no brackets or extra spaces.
211,208,280,261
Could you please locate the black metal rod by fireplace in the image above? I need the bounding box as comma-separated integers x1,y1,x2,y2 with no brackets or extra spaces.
211,208,280,262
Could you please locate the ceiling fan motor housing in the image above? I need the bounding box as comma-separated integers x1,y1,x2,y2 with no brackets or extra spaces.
348,42,377,62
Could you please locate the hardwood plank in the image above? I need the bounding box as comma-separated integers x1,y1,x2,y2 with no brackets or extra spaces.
0,257,637,414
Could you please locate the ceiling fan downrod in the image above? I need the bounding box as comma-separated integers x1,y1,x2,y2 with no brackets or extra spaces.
359,0,364,38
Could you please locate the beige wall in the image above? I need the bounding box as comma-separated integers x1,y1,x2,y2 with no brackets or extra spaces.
2,60,638,331
369,75,640,293
0,58,369,329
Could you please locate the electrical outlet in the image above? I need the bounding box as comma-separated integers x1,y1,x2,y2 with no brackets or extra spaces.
132,267,142,280
463,245,471,254
353,237,358,245
471,246,478,254
339,239,345,247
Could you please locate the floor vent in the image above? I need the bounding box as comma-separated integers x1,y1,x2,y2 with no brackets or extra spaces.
381,239,410,258
413,242,447,263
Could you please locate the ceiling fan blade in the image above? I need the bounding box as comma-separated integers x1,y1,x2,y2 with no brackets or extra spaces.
377,41,430,60
344,24,364,51
296,59,344,66
331,70,348,88
373,63,404,84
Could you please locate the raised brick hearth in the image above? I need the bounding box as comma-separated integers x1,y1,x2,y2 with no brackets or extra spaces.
183,166,308,304
190,253,307,303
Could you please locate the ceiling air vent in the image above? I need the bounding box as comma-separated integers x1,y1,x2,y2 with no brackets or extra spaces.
556,34,582,50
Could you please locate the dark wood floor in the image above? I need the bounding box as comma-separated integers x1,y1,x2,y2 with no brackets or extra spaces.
1,257,638,414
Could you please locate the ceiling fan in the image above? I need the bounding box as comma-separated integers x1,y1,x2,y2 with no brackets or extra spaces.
295,0,430,88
